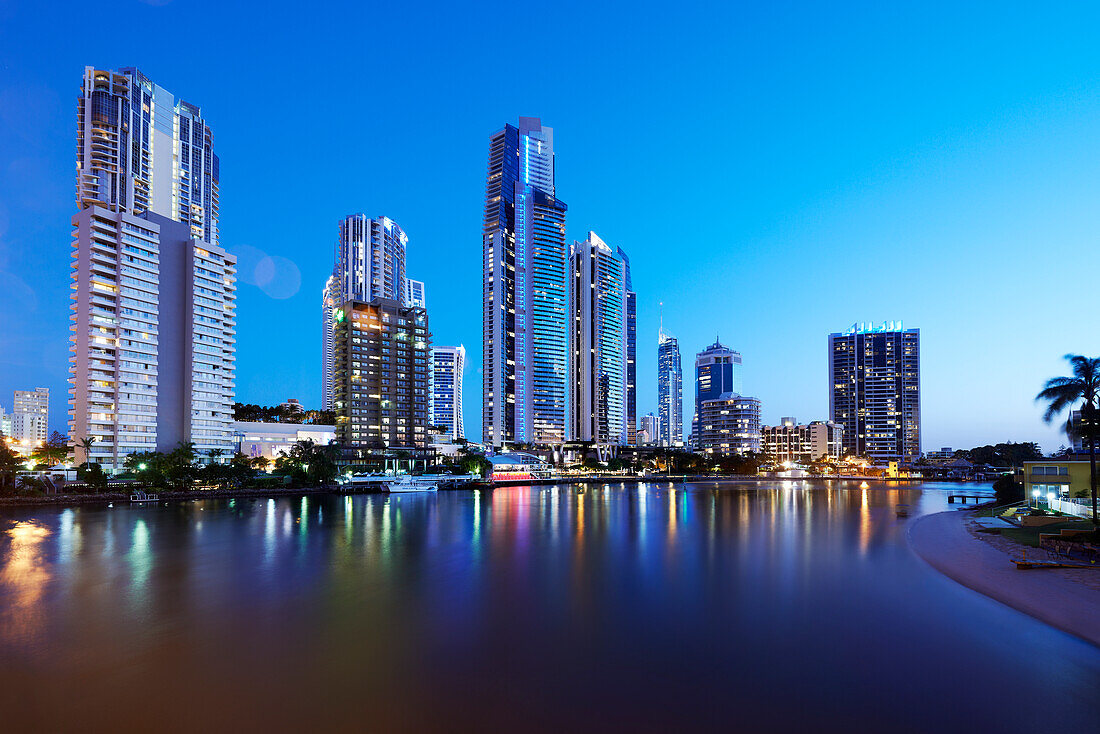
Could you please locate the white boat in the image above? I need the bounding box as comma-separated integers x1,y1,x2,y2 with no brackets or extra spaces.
386,476,438,493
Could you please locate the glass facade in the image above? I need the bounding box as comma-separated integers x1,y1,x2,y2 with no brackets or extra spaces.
657,331,682,447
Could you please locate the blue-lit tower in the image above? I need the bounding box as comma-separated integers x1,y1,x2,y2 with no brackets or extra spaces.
482,117,567,447
657,324,682,447
689,339,743,446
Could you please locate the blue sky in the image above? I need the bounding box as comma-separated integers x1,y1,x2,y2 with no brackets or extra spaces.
2,0,1100,451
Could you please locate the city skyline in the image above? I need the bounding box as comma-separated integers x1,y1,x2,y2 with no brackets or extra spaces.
4,2,1100,452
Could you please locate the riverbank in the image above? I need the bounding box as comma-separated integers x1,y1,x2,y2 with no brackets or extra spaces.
908,510,1100,648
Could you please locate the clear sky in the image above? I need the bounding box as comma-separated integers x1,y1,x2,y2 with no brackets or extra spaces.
2,0,1099,452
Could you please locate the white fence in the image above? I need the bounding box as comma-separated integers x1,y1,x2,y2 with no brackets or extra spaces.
1050,496,1097,519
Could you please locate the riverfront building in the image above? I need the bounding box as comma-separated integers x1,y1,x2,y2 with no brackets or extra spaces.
568,233,628,445
323,215,409,410
70,68,236,469
620,247,637,445
689,339,742,447
482,117,568,448
333,298,431,450
405,279,426,309
762,418,845,463
431,345,465,440
695,396,762,456
233,421,336,462
829,322,921,461
657,327,683,447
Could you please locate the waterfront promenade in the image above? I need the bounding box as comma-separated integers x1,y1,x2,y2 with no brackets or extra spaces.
909,510,1100,647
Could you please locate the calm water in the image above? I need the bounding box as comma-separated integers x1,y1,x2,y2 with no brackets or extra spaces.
2,480,1098,732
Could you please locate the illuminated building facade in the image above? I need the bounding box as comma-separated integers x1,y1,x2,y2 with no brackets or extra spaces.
568,233,628,445
619,247,637,445
431,345,465,440
12,388,49,442
482,117,567,447
689,339,742,447
323,214,408,412
695,396,762,456
657,328,682,447
333,298,431,449
639,412,660,445
70,68,235,469
405,278,426,309
829,321,921,460
762,418,845,462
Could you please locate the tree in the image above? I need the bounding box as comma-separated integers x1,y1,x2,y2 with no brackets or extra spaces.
76,462,109,492
31,431,69,468
0,440,23,494
1037,354,1100,527
77,436,96,464
164,442,200,491
275,439,338,487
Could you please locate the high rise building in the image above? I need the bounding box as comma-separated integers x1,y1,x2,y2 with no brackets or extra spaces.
695,396,762,457
333,298,431,449
657,326,682,447
12,388,49,442
690,340,761,456
639,412,660,445
70,68,236,469
482,117,567,447
321,275,339,410
323,215,408,413
431,346,465,440
829,321,921,461
77,67,219,244
619,247,637,445
689,339,742,446
568,233,628,445
762,418,844,463
405,278,426,309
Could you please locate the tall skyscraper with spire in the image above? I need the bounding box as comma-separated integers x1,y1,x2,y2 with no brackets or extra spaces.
70,67,236,469
482,117,568,447
657,314,682,447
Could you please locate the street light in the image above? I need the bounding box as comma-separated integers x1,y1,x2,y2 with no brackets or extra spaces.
138,463,147,471
1031,488,1040,507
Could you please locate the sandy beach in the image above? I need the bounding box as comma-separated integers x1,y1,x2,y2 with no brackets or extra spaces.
908,510,1100,647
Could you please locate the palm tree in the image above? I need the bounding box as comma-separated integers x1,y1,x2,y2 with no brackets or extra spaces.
77,436,96,465
1036,354,1100,526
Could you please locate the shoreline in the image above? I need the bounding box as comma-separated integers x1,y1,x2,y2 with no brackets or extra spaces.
0,475,985,509
908,510,1100,648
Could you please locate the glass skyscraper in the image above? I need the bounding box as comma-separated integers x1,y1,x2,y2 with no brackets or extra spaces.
689,339,743,446
482,117,567,447
431,345,465,440
568,233,628,445
619,247,637,445
828,321,921,460
657,326,682,447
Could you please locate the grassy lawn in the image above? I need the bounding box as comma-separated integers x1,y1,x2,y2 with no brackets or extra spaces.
1000,521,1095,548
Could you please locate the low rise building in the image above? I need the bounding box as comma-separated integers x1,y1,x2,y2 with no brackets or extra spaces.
488,452,555,482
233,421,336,461
762,418,844,463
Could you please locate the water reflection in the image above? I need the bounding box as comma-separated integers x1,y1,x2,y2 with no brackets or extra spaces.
1,482,1098,733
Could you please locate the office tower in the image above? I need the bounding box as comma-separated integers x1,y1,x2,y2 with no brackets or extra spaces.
619,247,637,445
657,326,682,447
829,321,921,460
323,215,408,414
12,388,49,441
321,275,339,410
640,412,660,445
0,405,10,439
689,339,742,447
482,117,567,447
762,418,844,463
405,279,426,309
71,68,236,469
568,233,628,445
333,298,431,449
431,345,465,440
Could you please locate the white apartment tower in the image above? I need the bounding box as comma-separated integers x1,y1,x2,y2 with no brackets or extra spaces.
431,345,466,440
71,67,236,468
568,233,628,445
12,388,49,442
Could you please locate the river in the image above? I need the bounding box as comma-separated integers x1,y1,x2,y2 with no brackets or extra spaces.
1,480,1097,732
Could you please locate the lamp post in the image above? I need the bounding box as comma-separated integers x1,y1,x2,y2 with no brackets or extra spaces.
1031,488,1040,508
